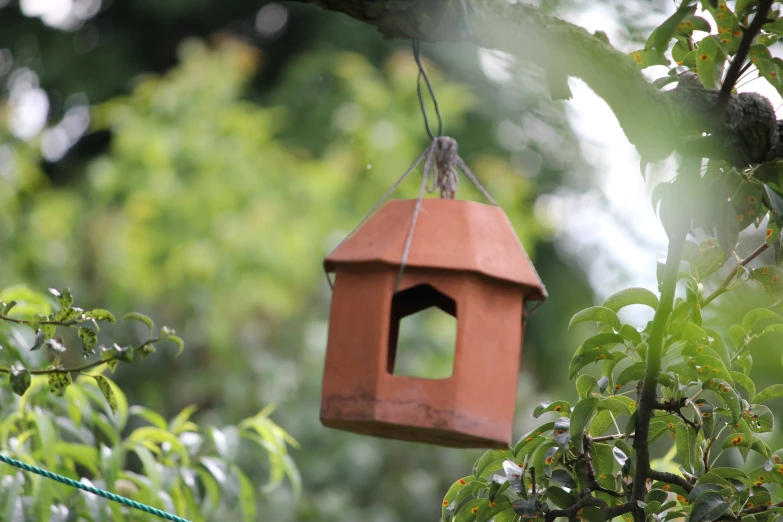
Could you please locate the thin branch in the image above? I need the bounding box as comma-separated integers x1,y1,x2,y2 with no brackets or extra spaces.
717,0,774,111
718,500,783,521
703,435,717,474
530,466,536,496
584,435,625,498
592,432,635,442
654,398,700,430
647,469,693,493
0,339,158,375
0,314,82,327
702,242,769,306
545,496,632,522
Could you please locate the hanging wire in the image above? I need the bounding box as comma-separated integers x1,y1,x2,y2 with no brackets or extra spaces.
412,39,443,139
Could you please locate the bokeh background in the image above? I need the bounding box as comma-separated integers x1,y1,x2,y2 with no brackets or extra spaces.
2,0,783,520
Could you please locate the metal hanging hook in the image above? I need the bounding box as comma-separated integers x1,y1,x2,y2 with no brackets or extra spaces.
412,39,443,140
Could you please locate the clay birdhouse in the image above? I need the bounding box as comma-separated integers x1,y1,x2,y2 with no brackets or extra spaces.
320,197,546,448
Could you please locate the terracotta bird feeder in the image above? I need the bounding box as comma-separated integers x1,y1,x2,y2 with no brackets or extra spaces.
320,196,547,448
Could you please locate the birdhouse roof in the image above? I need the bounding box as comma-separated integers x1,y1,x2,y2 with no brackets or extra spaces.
324,199,547,301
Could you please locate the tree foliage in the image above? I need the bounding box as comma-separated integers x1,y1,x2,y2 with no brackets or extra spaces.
443,2,783,522
0,285,298,520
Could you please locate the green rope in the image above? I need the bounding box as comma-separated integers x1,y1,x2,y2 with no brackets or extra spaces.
0,453,190,522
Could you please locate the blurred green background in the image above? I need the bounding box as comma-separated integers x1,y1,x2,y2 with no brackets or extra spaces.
3,0,783,520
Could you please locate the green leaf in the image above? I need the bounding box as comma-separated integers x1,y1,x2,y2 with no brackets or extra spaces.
101,348,119,372
128,427,191,466
702,379,741,423
750,45,783,96
742,308,782,333
86,309,116,324
93,375,118,415
0,285,52,316
753,384,783,404
234,465,257,522
602,287,659,312
676,422,699,474
731,371,755,400
618,324,641,345
690,490,729,522
693,241,729,281
708,467,747,480
491,508,518,522
575,333,625,356
48,370,72,396
49,287,74,309
130,406,168,430
680,322,708,344
570,397,599,450
629,49,670,69
122,311,154,333
748,403,773,433
576,374,597,399
649,420,671,443
455,498,486,522
749,266,783,298
696,400,715,439
9,367,31,397
474,450,510,479
78,327,98,354
163,334,185,356
569,306,621,330
132,443,162,491
545,486,576,509
688,355,732,383
617,362,647,387
728,324,746,351
588,410,615,437
672,39,696,67
596,397,632,416
569,351,611,379
0,300,16,315
646,3,698,53
477,499,512,522
591,442,614,478
533,401,571,418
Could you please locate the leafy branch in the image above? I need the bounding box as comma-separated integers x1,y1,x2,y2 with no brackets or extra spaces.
0,288,184,398
702,242,769,306
717,0,774,111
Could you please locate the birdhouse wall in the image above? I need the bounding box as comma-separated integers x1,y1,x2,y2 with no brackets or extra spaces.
321,265,526,448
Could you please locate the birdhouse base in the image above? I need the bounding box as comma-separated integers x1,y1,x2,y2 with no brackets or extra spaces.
320,393,510,449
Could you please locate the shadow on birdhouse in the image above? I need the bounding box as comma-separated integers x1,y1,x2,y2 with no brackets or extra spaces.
320,198,546,448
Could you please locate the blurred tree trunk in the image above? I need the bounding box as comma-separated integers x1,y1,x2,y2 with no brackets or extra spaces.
294,0,677,162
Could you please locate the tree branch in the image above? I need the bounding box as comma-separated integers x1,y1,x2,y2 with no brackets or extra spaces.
631,172,691,520
289,0,677,161
702,242,769,306
717,0,774,111
545,495,633,522
654,398,700,430
647,469,693,493
584,435,625,498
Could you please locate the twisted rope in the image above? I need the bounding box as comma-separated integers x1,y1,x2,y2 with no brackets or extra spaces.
0,453,190,522
324,136,499,292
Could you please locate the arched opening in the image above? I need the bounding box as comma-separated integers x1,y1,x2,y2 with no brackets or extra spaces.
387,284,457,379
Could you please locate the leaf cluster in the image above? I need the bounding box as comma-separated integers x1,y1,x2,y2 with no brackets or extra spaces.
0,286,299,520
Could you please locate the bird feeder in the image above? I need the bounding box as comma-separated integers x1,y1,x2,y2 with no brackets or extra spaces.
320,197,546,448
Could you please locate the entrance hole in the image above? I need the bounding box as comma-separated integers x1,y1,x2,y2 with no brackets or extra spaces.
387,284,457,379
